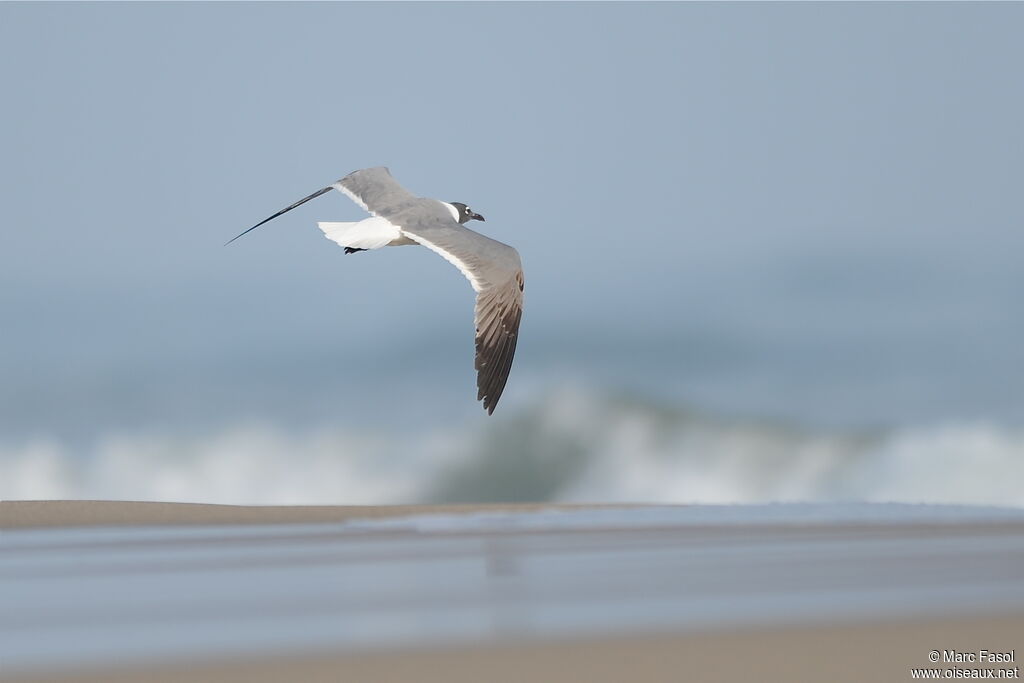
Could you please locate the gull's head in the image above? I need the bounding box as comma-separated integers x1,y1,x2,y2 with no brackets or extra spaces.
450,202,486,224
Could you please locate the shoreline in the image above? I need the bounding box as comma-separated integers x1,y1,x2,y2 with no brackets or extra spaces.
1,499,608,529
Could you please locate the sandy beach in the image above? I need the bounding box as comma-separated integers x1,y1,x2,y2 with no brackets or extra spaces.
3,500,1023,683
6,615,1022,683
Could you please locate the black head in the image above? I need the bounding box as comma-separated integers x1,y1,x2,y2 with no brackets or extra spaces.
450,201,485,224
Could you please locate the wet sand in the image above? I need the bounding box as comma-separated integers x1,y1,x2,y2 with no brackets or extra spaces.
3,500,1022,683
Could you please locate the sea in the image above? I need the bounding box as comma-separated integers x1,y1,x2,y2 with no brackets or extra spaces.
2,335,1021,507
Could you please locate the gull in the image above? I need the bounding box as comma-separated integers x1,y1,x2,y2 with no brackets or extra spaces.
227,167,523,414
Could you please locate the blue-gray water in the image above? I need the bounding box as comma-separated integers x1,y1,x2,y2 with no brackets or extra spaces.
1,3,1021,504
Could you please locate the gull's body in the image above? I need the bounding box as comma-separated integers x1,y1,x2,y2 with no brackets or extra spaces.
228,167,523,414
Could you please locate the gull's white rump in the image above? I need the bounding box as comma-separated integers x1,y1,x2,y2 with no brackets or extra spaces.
317,216,403,251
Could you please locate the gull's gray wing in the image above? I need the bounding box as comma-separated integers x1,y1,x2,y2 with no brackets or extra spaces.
399,216,524,414
226,166,416,245
334,167,419,218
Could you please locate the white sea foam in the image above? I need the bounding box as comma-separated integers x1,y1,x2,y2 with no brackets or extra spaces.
2,387,1021,507
0,425,436,505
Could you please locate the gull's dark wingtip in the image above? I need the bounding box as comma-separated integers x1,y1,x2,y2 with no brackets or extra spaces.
223,230,251,247
224,219,269,246
225,184,335,246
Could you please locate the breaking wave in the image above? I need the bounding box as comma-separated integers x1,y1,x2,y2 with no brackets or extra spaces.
2,386,1022,507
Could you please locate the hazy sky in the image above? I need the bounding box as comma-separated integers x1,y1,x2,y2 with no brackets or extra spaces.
2,2,1022,436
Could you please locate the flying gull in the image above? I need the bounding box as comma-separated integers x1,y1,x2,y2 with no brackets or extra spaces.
227,167,524,414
